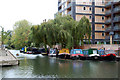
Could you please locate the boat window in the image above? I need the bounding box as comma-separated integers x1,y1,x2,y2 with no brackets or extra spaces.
76,50,80,54
93,50,97,54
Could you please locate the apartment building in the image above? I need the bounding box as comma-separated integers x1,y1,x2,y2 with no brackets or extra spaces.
105,0,120,44
58,0,106,44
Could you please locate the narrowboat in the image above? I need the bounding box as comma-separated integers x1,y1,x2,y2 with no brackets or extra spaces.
70,49,85,60
48,48,57,57
32,48,41,54
26,47,33,54
98,49,116,61
58,48,70,59
104,50,116,61
41,48,49,56
83,48,100,60
98,49,106,60
20,47,25,53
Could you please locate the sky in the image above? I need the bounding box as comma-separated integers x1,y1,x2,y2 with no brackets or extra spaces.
0,0,58,31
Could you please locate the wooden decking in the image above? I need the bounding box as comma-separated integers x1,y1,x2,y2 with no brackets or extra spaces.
0,48,19,66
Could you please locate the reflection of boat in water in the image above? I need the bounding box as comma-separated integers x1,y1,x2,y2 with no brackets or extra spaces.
83,48,100,60
58,49,70,59
70,49,85,60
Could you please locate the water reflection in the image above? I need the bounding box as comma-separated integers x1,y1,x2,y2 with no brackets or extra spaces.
1,50,119,78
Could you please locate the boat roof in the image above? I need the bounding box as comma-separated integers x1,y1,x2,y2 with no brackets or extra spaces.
71,49,82,51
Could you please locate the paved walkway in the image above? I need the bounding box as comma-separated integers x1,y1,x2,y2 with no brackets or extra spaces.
0,48,19,66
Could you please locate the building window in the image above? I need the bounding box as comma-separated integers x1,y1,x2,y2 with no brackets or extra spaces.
83,7,86,10
102,16,104,20
102,8,104,12
89,16,92,19
102,25,104,28
89,7,91,11
102,0,104,4
102,33,104,36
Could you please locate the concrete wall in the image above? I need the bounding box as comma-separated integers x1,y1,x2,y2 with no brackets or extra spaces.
80,44,120,50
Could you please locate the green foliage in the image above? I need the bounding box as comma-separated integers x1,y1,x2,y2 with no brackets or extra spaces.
11,20,32,49
31,15,91,49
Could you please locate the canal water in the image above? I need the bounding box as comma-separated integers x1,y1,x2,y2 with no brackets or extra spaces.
1,50,119,78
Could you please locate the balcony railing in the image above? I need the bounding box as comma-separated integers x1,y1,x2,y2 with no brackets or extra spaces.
113,7,120,13
68,11,71,15
105,18,111,24
114,35,120,39
105,10,111,16
113,16,120,22
105,2,111,7
67,3,71,8
105,26,111,32
113,26,120,31
58,2,63,7
58,9,62,13
105,36,110,39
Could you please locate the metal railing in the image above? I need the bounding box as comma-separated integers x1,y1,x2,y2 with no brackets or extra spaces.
105,36,110,39
105,2,111,7
58,2,63,7
58,8,62,13
105,26,111,32
114,16,120,22
68,11,71,15
105,18,111,24
114,34,120,39
113,26,120,31
67,3,71,8
114,7,120,13
105,10,111,16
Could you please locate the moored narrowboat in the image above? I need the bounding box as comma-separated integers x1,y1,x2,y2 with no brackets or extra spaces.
83,48,100,60
104,50,116,61
41,48,49,56
20,47,25,53
58,48,70,59
70,49,85,60
48,48,57,57
98,49,106,60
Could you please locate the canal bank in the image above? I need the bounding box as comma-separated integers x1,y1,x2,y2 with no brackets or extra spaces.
1,50,119,78
0,49,19,66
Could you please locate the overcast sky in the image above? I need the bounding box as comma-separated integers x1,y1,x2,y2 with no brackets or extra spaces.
0,0,58,31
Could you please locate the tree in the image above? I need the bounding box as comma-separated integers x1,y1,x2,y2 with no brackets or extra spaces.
31,15,91,49
11,20,32,49
77,16,91,45
4,30,13,48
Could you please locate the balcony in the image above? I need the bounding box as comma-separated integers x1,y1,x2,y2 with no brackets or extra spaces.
67,3,71,8
105,2,111,8
105,10,111,16
113,16,120,23
114,34,120,40
113,26,120,31
68,11,71,15
105,19,111,24
58,2,63,7
105,26,111,32
114,7,120,13
58,9,62,13
105,36,110,39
